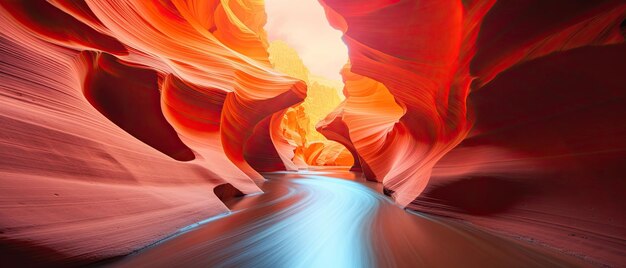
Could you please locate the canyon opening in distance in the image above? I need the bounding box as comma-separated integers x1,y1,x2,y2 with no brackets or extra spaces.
0,0,625,267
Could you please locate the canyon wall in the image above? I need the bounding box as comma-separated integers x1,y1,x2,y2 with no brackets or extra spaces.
319,0,626,266
1,0,625,266
268,40,353,167
0,0,303,265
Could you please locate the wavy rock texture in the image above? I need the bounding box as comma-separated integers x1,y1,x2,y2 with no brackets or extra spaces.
1,0,625,266
267,40,353,167
0,0,305,265
320,0,486,206
316,106,369,173
320,0,626,266
317,65,404,178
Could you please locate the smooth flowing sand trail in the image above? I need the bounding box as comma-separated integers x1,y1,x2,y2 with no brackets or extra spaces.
107,170,582,268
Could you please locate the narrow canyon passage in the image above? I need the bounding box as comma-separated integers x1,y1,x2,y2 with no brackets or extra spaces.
108,171,580,268
1,1,625,266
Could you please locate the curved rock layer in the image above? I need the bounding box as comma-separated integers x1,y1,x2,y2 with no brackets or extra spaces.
1,0,625,266
282,105,354,168
416,43,626,266
320,0,486,206
0,0,305,265
267,40,353,167
320,0,626,266
317,65,405,178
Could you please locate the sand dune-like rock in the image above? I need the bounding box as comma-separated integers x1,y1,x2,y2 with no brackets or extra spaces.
320,0,489,205
1,0,625,266
0,0,304,264
320,0,624,202
320,0,626,265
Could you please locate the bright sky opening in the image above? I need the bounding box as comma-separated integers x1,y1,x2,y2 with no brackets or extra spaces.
264,0,349,81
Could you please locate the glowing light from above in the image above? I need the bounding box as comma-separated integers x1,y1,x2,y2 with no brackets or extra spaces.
264,0,349,81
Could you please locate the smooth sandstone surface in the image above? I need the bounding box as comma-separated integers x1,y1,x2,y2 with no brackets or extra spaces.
1,0,625,266
319,0,626,266
0,1,302,264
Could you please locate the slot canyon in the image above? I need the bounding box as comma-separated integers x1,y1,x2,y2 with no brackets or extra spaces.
0,0,625,267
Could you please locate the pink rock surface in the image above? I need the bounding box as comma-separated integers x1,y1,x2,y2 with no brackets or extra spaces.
0,1,302,264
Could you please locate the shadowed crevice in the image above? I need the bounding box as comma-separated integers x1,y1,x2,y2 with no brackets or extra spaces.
424,176,535,216
214,183,245,206
80,52,195,161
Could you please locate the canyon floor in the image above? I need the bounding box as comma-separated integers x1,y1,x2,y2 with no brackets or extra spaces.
103,170,584,268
